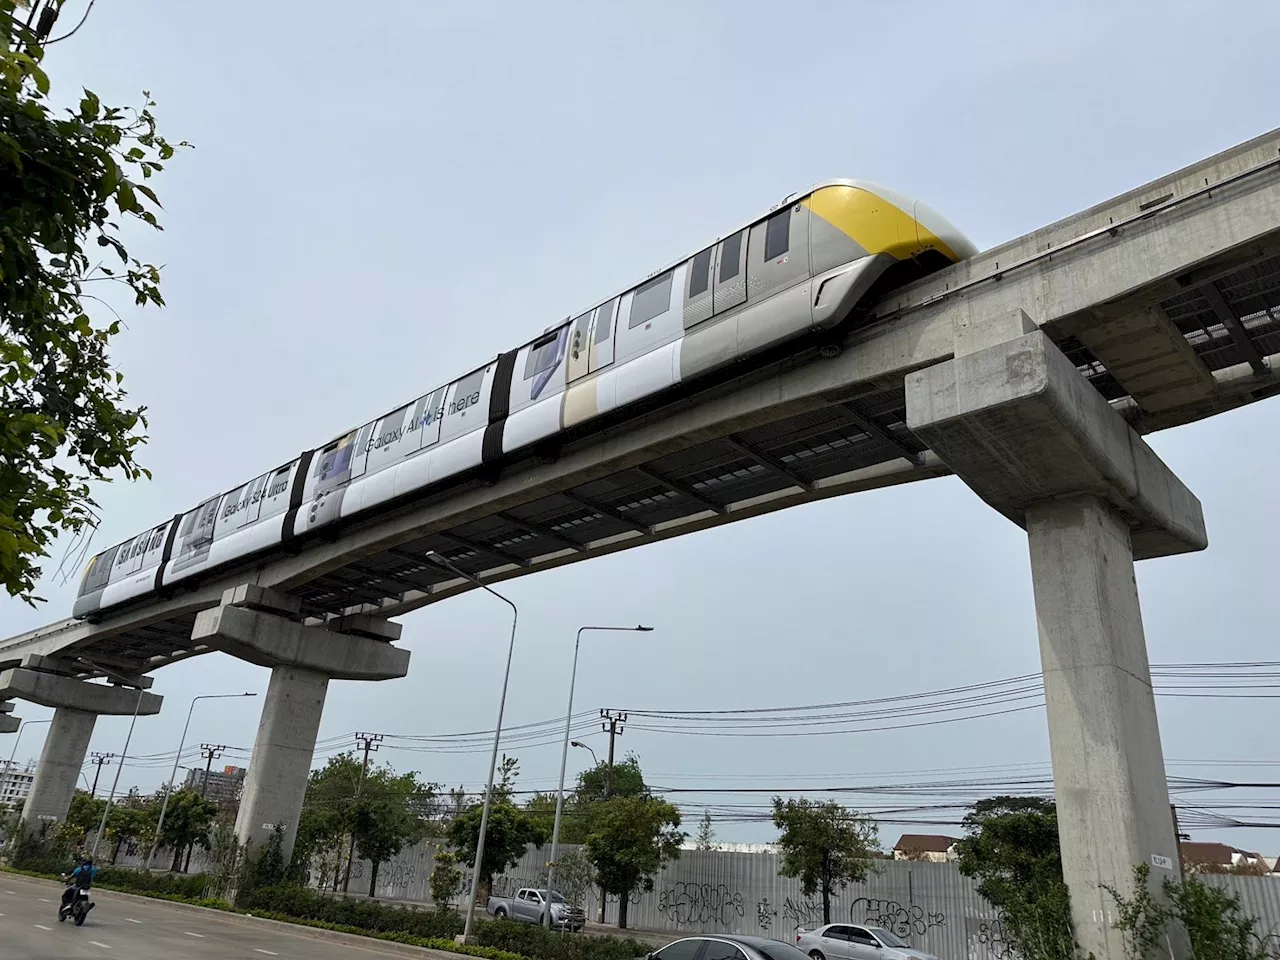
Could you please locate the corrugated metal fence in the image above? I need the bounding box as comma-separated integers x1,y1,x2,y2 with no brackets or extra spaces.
335,842,1280,960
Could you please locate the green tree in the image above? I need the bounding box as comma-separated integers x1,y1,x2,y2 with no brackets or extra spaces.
352,767,435,896
294,753,364,886
576,754,646,802
0,1,186,603
430,849,462,912
62,789,106,841
448,798,548,898
156,789,217,873
105,797,154,864
1107,862,1274,960
772,797,879,924
952,796,1079,960
544,848,596,913
584,795,684,929
695,809,716,851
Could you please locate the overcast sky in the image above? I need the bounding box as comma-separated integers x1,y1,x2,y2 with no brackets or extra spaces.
4,1,1280,855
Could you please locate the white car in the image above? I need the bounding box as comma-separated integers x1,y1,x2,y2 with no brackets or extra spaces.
796,924,938,960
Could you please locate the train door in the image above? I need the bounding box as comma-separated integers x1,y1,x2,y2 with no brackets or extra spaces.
589,297,618,373
711,227,747,317
567,311,593,382
682,246,715,328
616,265,686,365
746,201,810,302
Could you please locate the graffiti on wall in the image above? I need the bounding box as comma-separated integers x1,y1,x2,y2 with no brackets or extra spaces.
965,917,1015,960
658,882,746,927
780,895,824,931
851,898,945,940
756,898,773,931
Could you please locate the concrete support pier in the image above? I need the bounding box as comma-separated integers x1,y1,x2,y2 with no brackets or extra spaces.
0,662,162,832
907,312,1207,960
191,585,410,865
0,699,17,734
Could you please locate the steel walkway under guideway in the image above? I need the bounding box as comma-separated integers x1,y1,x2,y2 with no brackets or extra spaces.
6,128,1280,960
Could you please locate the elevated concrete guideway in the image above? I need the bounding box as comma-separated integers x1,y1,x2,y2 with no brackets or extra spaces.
2,127,1277,674
4,129,1277,960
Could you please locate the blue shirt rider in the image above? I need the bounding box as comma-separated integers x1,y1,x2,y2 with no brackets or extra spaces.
62,856,98,905
69,858,98,888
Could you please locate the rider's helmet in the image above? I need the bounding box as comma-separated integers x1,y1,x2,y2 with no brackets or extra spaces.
81,856,93,866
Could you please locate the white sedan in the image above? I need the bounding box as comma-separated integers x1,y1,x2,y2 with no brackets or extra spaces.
796,924,938,960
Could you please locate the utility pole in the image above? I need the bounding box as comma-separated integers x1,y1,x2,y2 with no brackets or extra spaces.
597,709,626,922
197,744,226,797
600,709,626,798
185,744,225,873
89,753,114,798
342,732,383,894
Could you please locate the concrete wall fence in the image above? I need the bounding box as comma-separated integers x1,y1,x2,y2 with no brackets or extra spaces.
327,841,1280,960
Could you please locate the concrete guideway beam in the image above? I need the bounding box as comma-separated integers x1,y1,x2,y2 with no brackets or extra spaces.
905,312,1207,560
193,586,410,865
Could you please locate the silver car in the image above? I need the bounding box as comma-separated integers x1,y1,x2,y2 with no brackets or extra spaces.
796,924,938,960
645,935,815,960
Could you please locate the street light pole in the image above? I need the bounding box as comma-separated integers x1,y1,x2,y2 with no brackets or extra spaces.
544,625,652,929
89,684,145,861
2,718,51,852
5,717,52,781
425,551,518,943
145,692,256,871
570,741,598,765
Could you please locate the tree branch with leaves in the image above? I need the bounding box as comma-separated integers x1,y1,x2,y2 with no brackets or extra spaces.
0,0,188,603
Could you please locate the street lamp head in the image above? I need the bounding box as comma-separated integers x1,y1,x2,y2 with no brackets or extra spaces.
570,741,585,748
635,625,653,632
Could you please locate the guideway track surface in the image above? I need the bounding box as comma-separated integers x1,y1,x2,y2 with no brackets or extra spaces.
0,872,462,959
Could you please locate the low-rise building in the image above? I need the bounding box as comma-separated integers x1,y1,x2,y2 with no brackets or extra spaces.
0,760,35,812
893,834,958,862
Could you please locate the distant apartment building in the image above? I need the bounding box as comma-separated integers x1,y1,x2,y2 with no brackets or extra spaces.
0,761,35,812
183,765,246,809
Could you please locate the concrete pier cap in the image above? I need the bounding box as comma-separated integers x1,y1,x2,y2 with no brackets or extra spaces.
191,585,410,681
904,310,1207,559
0,666,162,715
0,699,18,734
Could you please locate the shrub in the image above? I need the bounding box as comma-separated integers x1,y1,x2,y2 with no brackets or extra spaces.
240,883,464,940
94,868,209,900
477,918,654,960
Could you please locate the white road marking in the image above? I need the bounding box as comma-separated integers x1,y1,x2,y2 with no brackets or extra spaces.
126,918,143,924
4,890,17,894
255,951,279,956
37,897,50,902
34,923,52,930
184,931,205,938
91,942,112,949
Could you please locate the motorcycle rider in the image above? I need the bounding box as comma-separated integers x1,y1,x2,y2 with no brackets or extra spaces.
59,855,97,917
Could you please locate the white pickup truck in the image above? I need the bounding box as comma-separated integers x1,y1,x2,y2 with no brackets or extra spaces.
486,888,585,932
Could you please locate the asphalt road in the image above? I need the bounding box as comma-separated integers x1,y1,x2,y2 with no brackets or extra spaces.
0,873,436,959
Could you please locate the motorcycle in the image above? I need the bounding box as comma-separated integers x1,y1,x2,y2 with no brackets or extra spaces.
57,877,95,926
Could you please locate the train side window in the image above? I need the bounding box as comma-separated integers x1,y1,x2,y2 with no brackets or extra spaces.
764,208,790,261
595,299,617,344
524,332,561,380
688,248,712,297
630,270,674,328
719,230,743,282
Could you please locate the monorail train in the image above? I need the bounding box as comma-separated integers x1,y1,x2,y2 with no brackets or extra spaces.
72,180,977,620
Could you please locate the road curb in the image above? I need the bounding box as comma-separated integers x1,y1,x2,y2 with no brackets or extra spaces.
0,871,461,959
